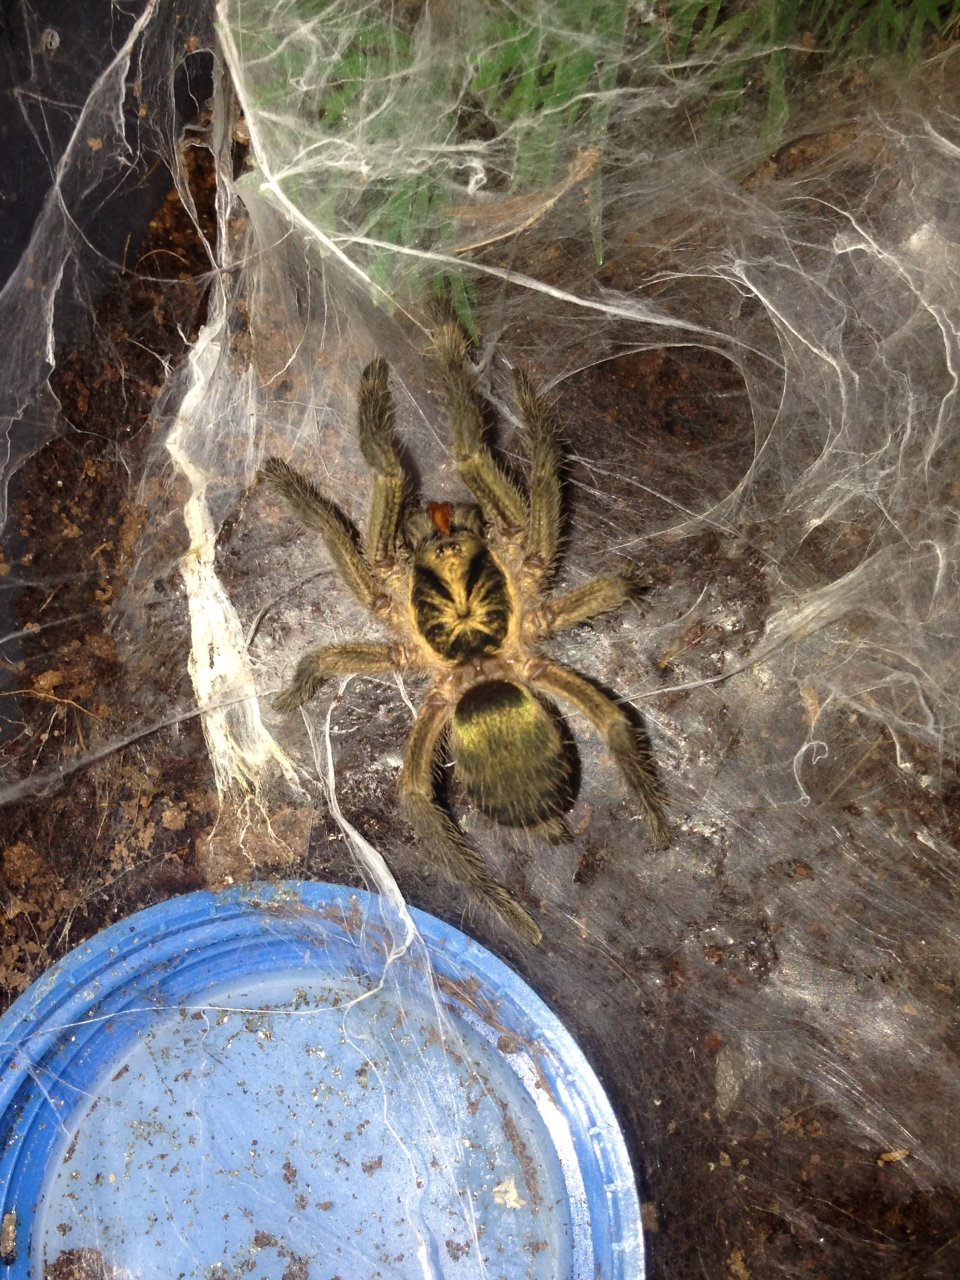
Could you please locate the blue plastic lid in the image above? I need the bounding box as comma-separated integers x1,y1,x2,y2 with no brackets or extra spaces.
0,883,643,1278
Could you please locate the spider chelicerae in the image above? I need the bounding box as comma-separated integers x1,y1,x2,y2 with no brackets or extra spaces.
261,325,667,943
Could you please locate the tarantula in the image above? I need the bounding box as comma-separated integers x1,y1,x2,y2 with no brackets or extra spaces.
261,325,667,943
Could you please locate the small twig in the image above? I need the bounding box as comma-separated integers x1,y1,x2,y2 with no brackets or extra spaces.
0,688,102,718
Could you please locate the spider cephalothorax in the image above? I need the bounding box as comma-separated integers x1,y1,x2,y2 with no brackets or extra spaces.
261,324,667,943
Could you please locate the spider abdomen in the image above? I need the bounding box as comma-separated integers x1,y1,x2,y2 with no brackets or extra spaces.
449,680,571,830
412,533,510,661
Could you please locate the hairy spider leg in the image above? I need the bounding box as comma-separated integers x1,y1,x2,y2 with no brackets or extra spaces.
433,324,527,536
357,356,409,564
539,572,640,637
400,696,542,944
273,642,399,716
261,457,381,611
513,365,564,581
534,659,668,847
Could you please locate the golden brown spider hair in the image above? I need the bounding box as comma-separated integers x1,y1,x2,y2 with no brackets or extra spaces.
261,324,667,943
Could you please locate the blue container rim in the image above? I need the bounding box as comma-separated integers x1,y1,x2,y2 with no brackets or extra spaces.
0,881,644,1278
